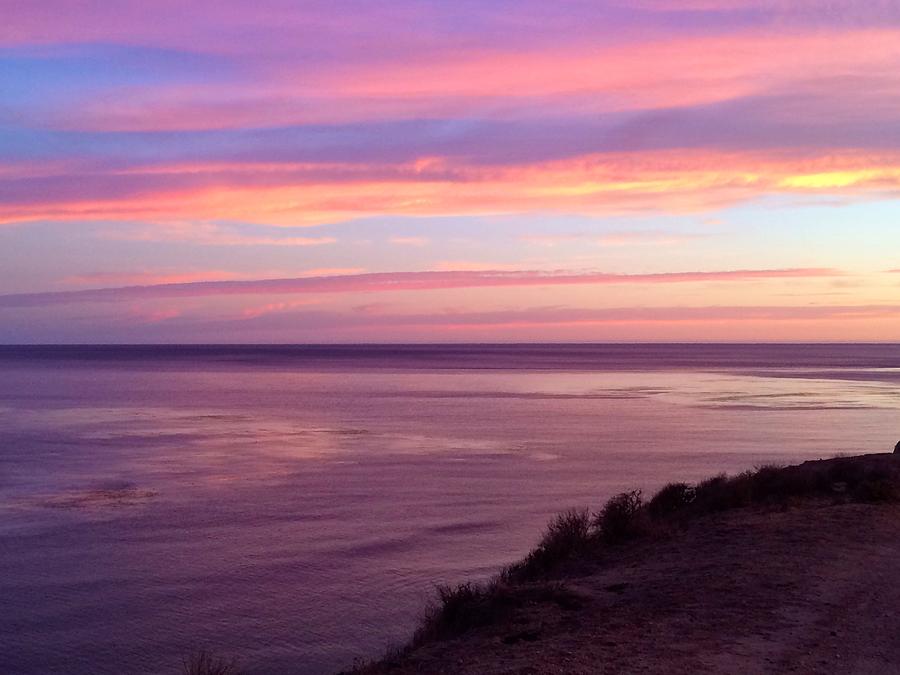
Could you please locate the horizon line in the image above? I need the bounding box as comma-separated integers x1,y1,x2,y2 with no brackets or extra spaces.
1,341,898,347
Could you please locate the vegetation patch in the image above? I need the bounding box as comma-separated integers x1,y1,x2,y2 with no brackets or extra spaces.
647,482,696,517
183,650,242,675
595,490,645,544
506,508,592,580
412,581,582,646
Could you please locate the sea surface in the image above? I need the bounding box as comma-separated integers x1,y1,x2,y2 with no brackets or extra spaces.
1,344,899,674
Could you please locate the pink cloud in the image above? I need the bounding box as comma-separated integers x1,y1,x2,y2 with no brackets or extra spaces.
434,261,523,272
117,302,900,340
0,267,842,308
519,233,587,247
180,303,900,342
6,300,900,343
345,304,900,329
297,267,367,277
42,25,900,132
521,231,704,247
388,236,429,247
62,270,244,287
597,232,704,247
127,305,182,324
240,299,322,319
101,222,337,246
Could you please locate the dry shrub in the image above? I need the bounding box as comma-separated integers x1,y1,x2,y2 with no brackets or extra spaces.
648,482,695,517
183,650,241,675
693,473,753,512
507,508,593,580
414,580,580,644
595,490,644,544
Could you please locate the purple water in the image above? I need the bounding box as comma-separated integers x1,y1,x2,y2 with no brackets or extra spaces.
1,344,898,674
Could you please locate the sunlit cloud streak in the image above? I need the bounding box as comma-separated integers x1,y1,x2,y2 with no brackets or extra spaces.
99,222,337,246
389,236,429,247
61,270,246,287
5,302,899,344
61,267,368,292
222,304,900,331
0,268,841,308
5,149,900,226
522,231,704,247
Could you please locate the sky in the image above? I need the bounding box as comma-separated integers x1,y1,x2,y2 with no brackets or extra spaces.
1,0,900,343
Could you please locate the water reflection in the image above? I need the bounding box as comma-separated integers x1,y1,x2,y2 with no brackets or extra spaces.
0,346,898,674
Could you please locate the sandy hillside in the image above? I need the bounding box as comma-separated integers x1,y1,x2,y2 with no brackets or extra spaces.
351,454,900,675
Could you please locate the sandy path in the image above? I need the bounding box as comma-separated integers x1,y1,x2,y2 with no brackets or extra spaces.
369,501,900,674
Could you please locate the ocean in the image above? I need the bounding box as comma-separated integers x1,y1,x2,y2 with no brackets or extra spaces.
1,344,898,674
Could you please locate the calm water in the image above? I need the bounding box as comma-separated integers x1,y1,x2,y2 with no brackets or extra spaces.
1,344,899,674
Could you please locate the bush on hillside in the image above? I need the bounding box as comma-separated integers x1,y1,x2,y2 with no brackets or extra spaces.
595,490,644,543
508,508,592,580
183,650,241,675
648,482,695,517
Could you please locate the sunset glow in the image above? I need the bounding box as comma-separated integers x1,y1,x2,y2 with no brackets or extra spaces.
2,1,900,341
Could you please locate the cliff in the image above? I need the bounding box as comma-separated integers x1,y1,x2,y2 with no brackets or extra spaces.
348,453,900,674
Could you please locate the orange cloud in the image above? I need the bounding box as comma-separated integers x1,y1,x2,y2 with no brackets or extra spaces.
5,150,900,227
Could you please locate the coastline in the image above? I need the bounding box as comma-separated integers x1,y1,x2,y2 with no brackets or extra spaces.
344,452,900,674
